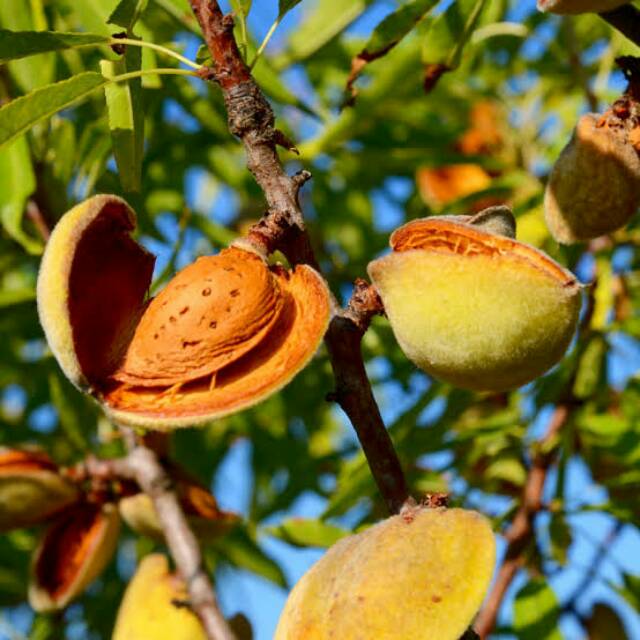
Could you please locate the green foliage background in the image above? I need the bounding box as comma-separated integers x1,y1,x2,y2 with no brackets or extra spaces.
1,0,640,638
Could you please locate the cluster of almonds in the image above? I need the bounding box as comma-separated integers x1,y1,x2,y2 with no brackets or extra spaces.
0,446,237,613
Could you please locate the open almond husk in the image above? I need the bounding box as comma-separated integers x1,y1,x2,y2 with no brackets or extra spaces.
29,501,120,612
112,554,207,640
0,448,79,532
37,195,331,430
368,207,582,391
119,479,239,542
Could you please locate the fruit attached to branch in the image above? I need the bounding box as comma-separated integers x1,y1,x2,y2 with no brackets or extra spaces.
37,195,331,430
368,207,581,391
274,504,496,640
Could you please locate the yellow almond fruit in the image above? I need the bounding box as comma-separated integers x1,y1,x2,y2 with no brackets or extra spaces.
537,0,629,13
274,506,496,640
0,448,79,532
545,113,640,243
37,195,331,430
368,211,581,391
112,554,207,640
119,481,239,542
29,502,120,612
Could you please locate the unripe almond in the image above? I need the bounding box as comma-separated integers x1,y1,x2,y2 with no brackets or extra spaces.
537,0,629,13
274,506,496,640
112,554,207,640
0,448,79,532
37,195,331,430
368,209,581,391
29,502,120,611
545,113,640,243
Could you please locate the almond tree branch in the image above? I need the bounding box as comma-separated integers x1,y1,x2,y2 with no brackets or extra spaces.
189,0,410,515
474,405,570,639
83,439,236,640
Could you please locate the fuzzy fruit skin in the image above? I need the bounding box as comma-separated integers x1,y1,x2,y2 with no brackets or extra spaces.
537,0,629,13
0,448,79,532
29,502,121,612
275,507,496,640
368,216,581,392
545,114,640,243
112,554,207,640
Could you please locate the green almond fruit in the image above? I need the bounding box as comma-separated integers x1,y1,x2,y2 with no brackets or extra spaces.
368,210,581,391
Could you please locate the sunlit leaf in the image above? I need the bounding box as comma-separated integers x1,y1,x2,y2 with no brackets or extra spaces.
0,29,109,63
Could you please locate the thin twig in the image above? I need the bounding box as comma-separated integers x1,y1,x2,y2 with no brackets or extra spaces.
189,0,410,515
474,405,570,639
84,437,236,640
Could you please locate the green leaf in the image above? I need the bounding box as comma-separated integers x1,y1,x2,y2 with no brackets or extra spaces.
615,573,640,611
100,47,144,192
279,0,303,19
573,336,607,400
359,0,438,61
422,0,489,69
230,0,252,18
108,0,149,31
0,72,107,150
213,528,287,587
0,288,36,307
0,136,41,254
549,514,572,566
283,0,370,64
514,579,564,640
265,518,349,548
0,29,109,63
48,372,92,453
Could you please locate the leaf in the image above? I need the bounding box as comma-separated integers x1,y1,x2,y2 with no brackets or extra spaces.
360,0,438,61
0,29,109,63
100,47,144,192
108,0,149,31
421,0,489,91
283,0,370,64
229,0,252,19
0,288,36,307
265,518,349,548
213,528,287,587
615,573,640,611
0,136,41,254
279,0,303,19
514,579,564,640
345,0,438,98
48,372,92,453
548,514,572,566
0,72,107,150
573,336,607,400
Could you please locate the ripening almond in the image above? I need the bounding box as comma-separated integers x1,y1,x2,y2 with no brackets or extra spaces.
545,113,640,243
37,195,331,430
119,479,239,542
275,506,495,640
537,0,629,13
0,448,79,532
416,164,493,209
112,554,207,640
368,208,581,391
29,502,120,611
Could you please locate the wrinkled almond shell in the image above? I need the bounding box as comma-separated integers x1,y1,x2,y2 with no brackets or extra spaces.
29,502,120,612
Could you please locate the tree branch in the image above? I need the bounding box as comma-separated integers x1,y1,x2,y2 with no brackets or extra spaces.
474,405,570,639
189,0,410,515
600,4,640,47
83,440,235,640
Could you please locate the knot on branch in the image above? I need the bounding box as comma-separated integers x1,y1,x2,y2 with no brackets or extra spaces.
343,278,384,332
225,80,275,140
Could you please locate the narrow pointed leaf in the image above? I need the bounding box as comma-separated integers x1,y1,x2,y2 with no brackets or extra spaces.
0,29,109,63
101,48,144,192
279,0,303,19
108,0,149,31
0,72,107,149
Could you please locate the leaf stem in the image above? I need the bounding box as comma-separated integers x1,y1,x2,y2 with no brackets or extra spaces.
248,17,281,70
108,67,199,84
109,37,203,70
